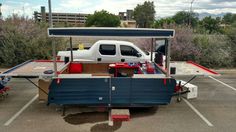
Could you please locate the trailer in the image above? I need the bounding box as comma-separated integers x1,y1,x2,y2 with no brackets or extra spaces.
0,28,219,123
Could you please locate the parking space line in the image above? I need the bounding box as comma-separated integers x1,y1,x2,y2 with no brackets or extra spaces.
209,76,236,91
4,94,38,126
183,98,214,127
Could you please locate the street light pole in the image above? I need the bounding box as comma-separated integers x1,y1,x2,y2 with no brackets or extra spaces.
48,0,58,77
48,0,53,27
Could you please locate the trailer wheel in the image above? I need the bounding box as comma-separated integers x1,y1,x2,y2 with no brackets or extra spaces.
177,97,182,102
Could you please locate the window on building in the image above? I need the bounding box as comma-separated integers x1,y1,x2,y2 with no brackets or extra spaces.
120,45,139,56
99,45,116,55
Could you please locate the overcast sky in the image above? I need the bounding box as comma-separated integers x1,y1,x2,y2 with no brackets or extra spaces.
1,0,236,18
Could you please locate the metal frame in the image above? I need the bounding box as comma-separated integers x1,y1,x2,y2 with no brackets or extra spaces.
47,28,175,78
166,38,171,77
48,28,175,38
69,37,73,62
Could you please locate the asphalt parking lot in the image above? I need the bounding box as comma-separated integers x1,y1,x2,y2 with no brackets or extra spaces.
0,70,236,132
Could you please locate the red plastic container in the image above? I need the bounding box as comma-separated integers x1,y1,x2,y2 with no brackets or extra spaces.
69,63,83,73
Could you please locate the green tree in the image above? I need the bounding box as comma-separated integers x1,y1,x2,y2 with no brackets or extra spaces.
199,16,221,34
225,22,236,66
85,10,120,27
172,11,198,28
153,17,175,28
223,13,236,24
134,1,155,28
193,35,232,68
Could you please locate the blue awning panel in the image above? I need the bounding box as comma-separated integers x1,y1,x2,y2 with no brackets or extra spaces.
48,28,175,38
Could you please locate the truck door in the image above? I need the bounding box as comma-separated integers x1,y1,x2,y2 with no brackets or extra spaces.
97,44,120,63
120,45,142,62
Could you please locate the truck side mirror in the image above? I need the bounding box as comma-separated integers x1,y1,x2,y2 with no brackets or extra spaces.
136,53,142,57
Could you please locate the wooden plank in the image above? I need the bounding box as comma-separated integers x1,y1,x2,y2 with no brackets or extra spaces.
82,63,109,73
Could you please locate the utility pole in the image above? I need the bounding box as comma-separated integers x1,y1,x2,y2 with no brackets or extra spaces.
48,0,53,27
0,3,2,19
189,0,195,27
22,6,25,17
48,0,57,77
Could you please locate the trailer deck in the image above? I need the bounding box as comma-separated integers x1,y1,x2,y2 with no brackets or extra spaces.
0,60,65,77
1,60,218,107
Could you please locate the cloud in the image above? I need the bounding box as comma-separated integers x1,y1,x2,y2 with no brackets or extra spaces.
210,0,236,3
1,1,41,18
58,0,145,14
59,0,93,8
192,1,236,15
196,8,236,14
1,0,236,18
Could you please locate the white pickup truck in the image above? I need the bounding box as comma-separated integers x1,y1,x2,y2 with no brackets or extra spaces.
58,40,154,63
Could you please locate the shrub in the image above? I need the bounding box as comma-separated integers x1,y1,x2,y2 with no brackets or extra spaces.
193,35,233,68
171,27,201,61
0,15,66,67
170,26,233,68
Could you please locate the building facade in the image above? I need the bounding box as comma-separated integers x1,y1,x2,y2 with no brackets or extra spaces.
34,7,136,27
34,6,90,27
119,10,136,28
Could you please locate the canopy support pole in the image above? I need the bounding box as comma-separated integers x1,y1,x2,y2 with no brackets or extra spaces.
150,38,154,61
165,38,171,77
52,38,58,77
164,39,168,70
69,37,73,62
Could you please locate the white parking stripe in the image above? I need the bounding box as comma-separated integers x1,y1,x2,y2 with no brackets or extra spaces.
183,98,214,127
4,94,38,126
209,76,236,91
